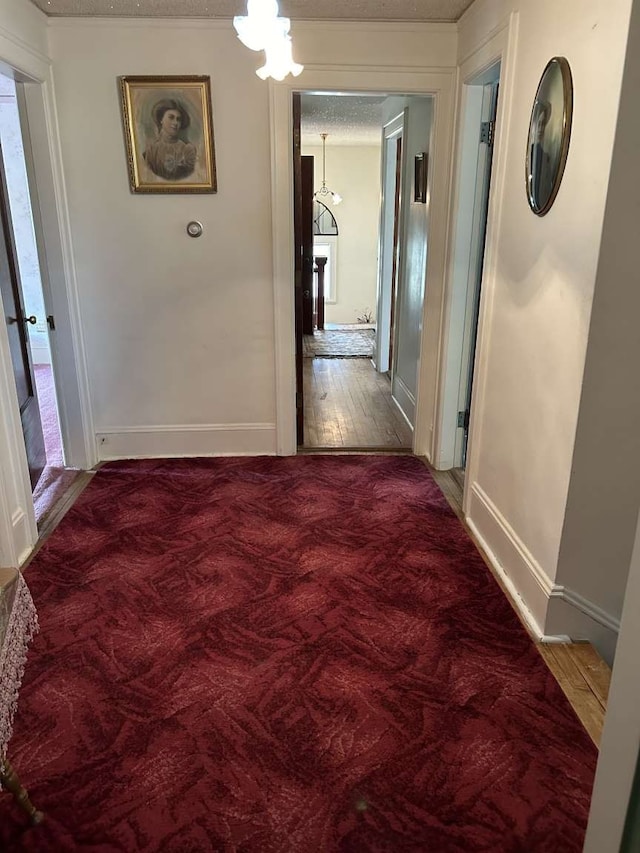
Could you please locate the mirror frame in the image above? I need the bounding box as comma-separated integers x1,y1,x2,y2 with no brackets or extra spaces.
525,56,573,216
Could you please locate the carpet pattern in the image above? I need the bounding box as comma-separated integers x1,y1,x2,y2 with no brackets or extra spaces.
0,456,596,851
303,329,374,358
34,365,63,466
33,364,79,527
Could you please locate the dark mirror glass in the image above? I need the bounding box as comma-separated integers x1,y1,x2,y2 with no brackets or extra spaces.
525,57,573,215
313,199,339,236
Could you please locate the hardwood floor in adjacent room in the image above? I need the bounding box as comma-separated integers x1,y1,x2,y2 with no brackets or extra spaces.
303,357,412,449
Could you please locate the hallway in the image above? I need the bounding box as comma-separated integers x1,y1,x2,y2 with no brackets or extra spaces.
303,357,412,449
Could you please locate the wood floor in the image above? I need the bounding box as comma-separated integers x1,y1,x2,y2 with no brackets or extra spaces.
537,641,610,747
303,357,413,449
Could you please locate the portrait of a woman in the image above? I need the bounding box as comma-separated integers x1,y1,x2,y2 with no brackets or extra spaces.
143,99,197,181
120,75,216,193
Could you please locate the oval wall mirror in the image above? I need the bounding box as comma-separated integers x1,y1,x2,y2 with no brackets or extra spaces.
525,56,573,216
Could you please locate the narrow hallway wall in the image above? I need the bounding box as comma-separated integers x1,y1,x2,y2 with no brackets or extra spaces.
458,0,634,658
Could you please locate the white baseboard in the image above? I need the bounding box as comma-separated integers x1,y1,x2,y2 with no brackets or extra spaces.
392,375,416,428
466,481,620,661
547,587,620,666
466,482,556,638
552,586,620,634
95,423,277,461
13,507,35,566
0,501,34,568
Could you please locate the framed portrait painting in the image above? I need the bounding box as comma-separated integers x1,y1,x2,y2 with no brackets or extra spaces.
119,75,217,193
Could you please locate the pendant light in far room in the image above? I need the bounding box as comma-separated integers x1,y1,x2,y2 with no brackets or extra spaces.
314,133,342,206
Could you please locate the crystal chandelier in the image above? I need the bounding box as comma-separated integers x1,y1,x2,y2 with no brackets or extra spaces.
233,0,304,82
314,133,342,206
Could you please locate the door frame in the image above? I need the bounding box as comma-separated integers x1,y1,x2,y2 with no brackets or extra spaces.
452,73,500,471
0,136,47,488
269,67,456,457
0,33,93,566
375,111,405,376
433,18,514,485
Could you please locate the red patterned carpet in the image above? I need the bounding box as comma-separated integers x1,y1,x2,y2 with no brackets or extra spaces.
1,456,596,851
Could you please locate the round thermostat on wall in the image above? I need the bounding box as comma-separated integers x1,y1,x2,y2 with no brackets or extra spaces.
186,221,203,238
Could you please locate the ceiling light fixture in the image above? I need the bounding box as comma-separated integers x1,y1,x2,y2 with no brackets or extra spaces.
233,0,304,82
314,133,342,205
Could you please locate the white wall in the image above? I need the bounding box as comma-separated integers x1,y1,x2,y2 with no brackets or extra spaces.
458,0,633,652
48,19,457,461
302,143,380,325
584,0,640,836
48,20,278,458
547,0,640,664
585,506,640,851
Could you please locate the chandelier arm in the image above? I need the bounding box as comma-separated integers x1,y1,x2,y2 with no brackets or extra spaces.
321,132,327,188
314,132,341,204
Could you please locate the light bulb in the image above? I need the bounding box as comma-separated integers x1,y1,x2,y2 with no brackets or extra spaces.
256,35,303,81
234,0,304,81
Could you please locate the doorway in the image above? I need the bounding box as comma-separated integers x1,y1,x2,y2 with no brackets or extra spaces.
294,91,432,452
0,74,78,527
455,74,499,476
439,61,501,482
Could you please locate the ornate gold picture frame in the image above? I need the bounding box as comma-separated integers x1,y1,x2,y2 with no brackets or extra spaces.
119,75,217,194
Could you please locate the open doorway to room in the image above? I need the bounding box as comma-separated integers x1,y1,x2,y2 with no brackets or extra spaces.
454,72,499,482
0,73,78,527
439,61,501,489
295,91,432,451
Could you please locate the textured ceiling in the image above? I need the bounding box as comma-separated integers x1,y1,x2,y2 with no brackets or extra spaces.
29,1,465,141
301,94,387,146
29,0,475,21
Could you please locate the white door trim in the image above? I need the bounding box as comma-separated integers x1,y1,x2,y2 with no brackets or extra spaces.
460,14,519,516
18,79,95,470
375,111,404,375
0,28,93,565
270,66,456,457
0,297,35,566
433,13,518,479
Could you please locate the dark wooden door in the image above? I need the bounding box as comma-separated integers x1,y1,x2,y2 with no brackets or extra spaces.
292,97,315,445
292,93,304,444
301,155,314,336
0,143,46,489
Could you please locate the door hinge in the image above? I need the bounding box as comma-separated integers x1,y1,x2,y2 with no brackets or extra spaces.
46,314,55,330
480,120,495,146
296,391,303,409
457,410,470,430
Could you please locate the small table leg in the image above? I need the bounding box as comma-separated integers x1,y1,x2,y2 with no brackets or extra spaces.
0,757,44,825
